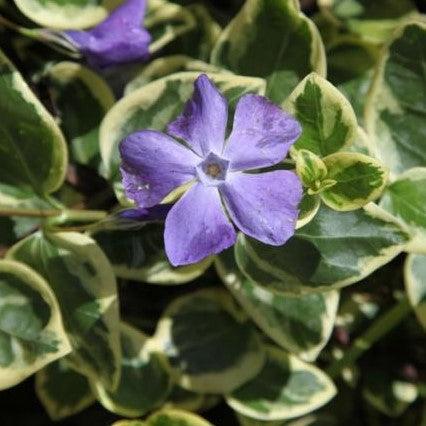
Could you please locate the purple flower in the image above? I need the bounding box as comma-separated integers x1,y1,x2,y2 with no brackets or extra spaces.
119,74,303,266
64,0,151,69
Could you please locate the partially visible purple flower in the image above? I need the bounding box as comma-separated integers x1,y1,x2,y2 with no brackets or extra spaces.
119,204,171,222
120,74,303,266
64,0,151,69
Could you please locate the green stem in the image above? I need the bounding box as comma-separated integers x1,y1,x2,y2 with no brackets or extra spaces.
0,15,26,34
327,296,412,380
0,14,81,57
0,207,107,222
0,207,61,218
61,209,108,223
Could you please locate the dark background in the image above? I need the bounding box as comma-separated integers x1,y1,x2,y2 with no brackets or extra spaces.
1,0,425,425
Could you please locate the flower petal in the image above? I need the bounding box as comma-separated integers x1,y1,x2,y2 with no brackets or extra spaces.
221,171,303,245
167,74,228,156
224,94,301,171
95,0,147,29
165,183,236,266
118,204,171,222
65,0,151,69
120,130,199,208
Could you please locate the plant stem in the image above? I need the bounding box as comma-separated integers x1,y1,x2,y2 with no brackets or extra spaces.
0,14,81,57
0,207,61,218
327,296,412,380
0,207,107,222
61,209,108,223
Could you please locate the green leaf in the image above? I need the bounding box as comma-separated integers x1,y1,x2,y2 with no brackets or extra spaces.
152,288,265,393
0,48,67,197
124,55,225,95
41,61,115,168
211,0,326,103
235,203,410,294
236,412,338,425
145,408,214,426
296,193,321,230
348,126,377,157
163,386,219,413
226,345,336,421
0,259,71,390
92,224,213,285
365,22,426,176
404,254,426,329
146,0,196,55
235,414,286,426
35,358,95,421
318,0,418,44
164,385,206,412
321,152,388,211
215,250,339,362
326,37,380,122
13,0,121,29
7,231,121,391
380,167,426,253
99,71,266,188
335,292,380,335
112,409,215,426
0,185,51,246
92,322,172,417
294,149,328,190
362,366,418,417
113,420,146,426
162,4,222,61
284,72,358,156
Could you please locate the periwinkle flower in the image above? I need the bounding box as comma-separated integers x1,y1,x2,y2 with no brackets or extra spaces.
64,0,151,69
120,74,303,266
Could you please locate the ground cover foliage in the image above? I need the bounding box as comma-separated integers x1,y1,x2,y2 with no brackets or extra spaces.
0,0,425,424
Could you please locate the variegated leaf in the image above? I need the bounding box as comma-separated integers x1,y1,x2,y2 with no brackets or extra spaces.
362,365,418,417
124,55,225,95
92,224,213,284
35,358,95,421
13,0,121,29
365,22,426,176
146,0,196,55
0,259,71,390
294,149,328,191
113,420,145,426
99,71,266,190
326,37,380,122
215,250,339,362
318,0,418,44
162,4,222,61
380,168,426,253
235,203,410,294
0,185,51,246
164,386,206,412
404,254,426,329
92,322,172,417
226,345,336,421
211,0,326,103
284,73,358,156
0,48,67,197
112,408,214,426
296,193,321,230
152,288,265,393
348,126,378,157
7,231,121,391
321,152,388,211
41,61,115,168
145,409,214,426
235,414,286,426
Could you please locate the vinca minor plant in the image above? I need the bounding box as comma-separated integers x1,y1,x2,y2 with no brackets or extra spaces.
0,0,425,425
